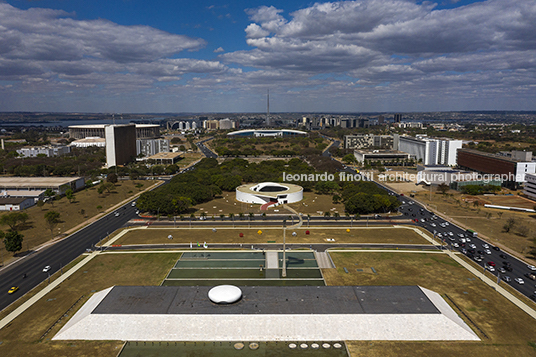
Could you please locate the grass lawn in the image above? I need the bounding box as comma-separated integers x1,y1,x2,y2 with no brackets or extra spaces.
2,250,536,356
411,190,536,262
110,227,433,246
323,251,536,357
0,253,180,357
192,192,346,216
0,180,157,267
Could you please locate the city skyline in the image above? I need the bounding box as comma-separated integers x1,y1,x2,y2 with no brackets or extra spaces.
0,0,535,113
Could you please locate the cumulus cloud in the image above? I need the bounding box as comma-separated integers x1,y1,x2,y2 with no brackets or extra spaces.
0,3,227,95
213,47,225,53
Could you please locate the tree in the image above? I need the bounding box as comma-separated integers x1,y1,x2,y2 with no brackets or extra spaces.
3,230,23,255
65,188,75,203
503,217,516,233
36,200,45,210
342,153,357,165
437,183,449,195
0,212,29,231
107,173,118,184
44,211,61,238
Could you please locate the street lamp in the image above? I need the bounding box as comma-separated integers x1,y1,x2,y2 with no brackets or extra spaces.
282,219,287,278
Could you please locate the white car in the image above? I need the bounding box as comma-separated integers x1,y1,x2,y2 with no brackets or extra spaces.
514,277,525,285
43,266,51,273
486,265,495,272
452,242,459,248
485,249,492,255
460,238,466,243
482,243,489,249
469,244,477,249
114,212,120,217
528,265,536,271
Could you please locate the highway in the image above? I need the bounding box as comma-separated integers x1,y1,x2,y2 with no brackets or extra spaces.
0,202,139,312
196,138,218,158
323,137,536,302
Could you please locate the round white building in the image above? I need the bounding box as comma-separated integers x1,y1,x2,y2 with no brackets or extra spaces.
236,182,303,209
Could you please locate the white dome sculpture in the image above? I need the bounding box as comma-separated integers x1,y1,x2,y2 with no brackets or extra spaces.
208,285,242,304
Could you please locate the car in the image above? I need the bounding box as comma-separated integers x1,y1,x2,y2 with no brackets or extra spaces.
43,265,51,273
461,248,467,254
457,233,465,238
477,250,484,255
452,242,459,248
459,238,466,243
492,246,500,251
8,286,19,294
482,243,489,249
486,265,495,272
488,261,496,267
528,265,536,271
503,261,511,267
448,232,454,236
131,201,136,206
524,273,536,281
136,210,140,215
444,222,449,226
469,243,477,249
114,212,120,217
465,237,471,242
474,256,483,262
499,254,508,259
498,267,507,274
484,249,492,255
430,223,436,227
514,277,524,285
502,276,512,282
504,266,513,272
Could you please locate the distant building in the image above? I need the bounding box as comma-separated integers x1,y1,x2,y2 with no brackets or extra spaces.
0,177,85,195
69,124,159,140
344,134,393,150
353,150,410,164
203,120,220,130
146,152,183,165
219,118,235,130
393,122,423,129
395,135,462,166
69,137,106,148
136,139,170,157
394,113,402,123
524,173,536,201
499,150,532,162
457,148,536,185
0,197,35,211
378,115,385,125
17,146,71,158
105,124,137,167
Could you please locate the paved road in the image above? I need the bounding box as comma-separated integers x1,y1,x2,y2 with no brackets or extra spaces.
398,198,536,301
322,140,536,302
106,243,438,252
196,138,218,158
0,202,139,312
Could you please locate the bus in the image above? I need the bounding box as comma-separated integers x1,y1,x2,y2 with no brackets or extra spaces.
466,229,478,238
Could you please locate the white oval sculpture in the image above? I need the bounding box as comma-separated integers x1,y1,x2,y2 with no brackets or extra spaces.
208,285,242,304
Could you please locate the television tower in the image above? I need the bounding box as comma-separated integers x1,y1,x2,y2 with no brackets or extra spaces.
266,89,270,127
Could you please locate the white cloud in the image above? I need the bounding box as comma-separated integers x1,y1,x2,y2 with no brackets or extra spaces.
213,47,225,53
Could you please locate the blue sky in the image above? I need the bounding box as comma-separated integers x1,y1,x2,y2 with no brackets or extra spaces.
1,0,534,113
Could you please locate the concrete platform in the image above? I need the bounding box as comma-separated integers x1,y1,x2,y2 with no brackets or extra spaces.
54,285,479,341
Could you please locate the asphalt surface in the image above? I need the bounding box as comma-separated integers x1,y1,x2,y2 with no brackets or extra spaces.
196,138,218,158
0,202,139,312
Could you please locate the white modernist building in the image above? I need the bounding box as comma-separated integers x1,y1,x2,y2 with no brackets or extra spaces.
236,182,303,206
395,135,462,166
228,129,307,138
524,173,536,200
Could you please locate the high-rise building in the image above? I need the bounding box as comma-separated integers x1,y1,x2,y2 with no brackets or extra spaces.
105,124,136,167
394,134,462,166
394,113,402,123
378,115,385,125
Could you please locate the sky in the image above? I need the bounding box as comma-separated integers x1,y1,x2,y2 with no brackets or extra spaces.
0,0,535,113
